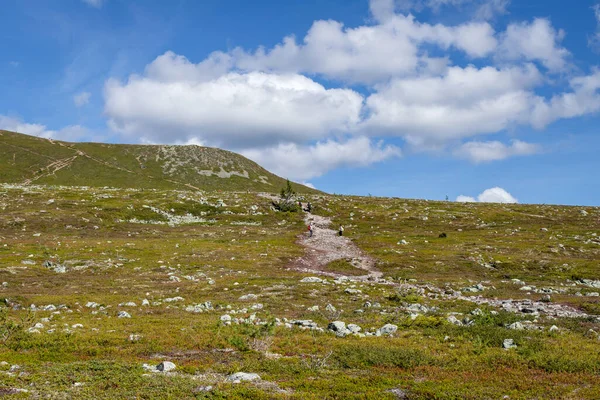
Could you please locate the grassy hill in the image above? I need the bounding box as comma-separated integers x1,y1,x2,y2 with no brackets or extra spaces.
0,129,317,193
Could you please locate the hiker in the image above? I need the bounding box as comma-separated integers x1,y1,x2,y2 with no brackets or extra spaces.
307,202,312,212
308,222,314,237
338,225,344,236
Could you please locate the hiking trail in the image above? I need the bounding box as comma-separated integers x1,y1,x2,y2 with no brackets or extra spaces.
291,210,383,281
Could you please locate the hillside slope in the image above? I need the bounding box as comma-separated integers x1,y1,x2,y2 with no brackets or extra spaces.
0,130,316,192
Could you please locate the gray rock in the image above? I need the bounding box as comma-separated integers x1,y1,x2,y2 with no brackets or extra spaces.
300,277,323,283
347,324,362,334
325,303,337,313
157,361,176,372
508,322,524,330
503,339,517,349
117,311,131,318
378,324,398,335
226,372,261,383
238,294,258,301
447,315,463,326
327,321,350,337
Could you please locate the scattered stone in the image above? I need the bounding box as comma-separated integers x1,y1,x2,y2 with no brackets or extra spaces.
119,302,137,307
307,305,319,312
239,294,258,301
226,372,261,383
157,361,176,372
447,315,463,326
325,304,337,313
164,297,184,303
129,334,142,342
507,322,524,330
378,324,398,336
328,321,350,337
300,277,323,283
503,339,517,349
117,311,131,318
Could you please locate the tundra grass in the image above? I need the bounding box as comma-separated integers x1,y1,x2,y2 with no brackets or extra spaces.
0,185,599,398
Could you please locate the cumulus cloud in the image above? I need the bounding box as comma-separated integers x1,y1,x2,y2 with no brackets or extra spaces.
454,140,540,163
497,18,570,71
241,137,401,181
362,64,542,144
73,92,91,107
82,0,105,8
456,195,476,202
456,187,518,203
105,69,363,148
0,115,91,142
232,15,497,84
530,69,600,128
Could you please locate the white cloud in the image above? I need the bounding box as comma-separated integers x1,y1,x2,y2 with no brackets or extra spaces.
241,137,401,181
456,187,518,203
477,187,518,203
82,0,105,8
362,64,542,145
456,195,476,202
454,140,540,163
73,92,91,107
105,69,363,148
497,18,570,71
231,15,496,84
530,69,600,128
0,115,92,142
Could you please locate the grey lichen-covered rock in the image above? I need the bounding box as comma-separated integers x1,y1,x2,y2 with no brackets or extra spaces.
117,311,131,318
157,361,176,372
507,322,524,330
226,372,261,383
447,315,463,326
328,321,350,337
238,294,258,301
503,339,517,349
325,303,337,313
300,277,323,283
347,323,362,334
378,324,398,336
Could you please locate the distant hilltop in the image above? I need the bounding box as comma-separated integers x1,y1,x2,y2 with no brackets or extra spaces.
0,130,317,193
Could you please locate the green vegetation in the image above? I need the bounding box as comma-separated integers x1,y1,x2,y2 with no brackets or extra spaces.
0,137,598,397
0,130,317,193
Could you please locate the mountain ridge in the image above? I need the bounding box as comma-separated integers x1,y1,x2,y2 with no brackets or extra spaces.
0,129,317,193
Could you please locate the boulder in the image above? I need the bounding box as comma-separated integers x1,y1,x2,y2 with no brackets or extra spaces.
378,324,398,335
226,372,261,383
157,361,176,372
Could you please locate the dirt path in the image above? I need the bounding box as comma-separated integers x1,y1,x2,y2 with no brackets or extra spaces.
290,211,383,281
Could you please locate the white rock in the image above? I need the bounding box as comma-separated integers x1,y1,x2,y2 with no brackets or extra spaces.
300,277,323,283
508,322,524,330
503,339,517,349
239,294,258,301
226,372,261,383
157,361,176,372
378,324,398,335
164,297,184,303
117,311,131,318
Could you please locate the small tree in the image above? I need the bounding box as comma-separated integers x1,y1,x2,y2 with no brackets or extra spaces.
273,179,299,212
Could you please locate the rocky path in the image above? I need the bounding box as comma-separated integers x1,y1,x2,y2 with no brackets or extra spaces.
290,209,594,320
290,211,383,281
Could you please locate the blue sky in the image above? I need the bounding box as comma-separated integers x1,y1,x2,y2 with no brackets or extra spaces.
1,0,599,205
